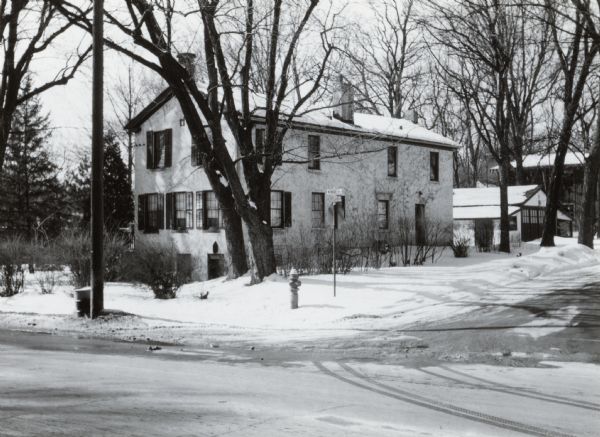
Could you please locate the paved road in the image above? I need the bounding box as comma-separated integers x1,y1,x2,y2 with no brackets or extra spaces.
1,330,599,437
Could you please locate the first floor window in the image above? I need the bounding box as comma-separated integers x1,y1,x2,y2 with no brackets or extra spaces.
196,191,223,231
270,191,292,228
166,192,193,230
377,199,389,230
138,193,164,233
509,216,518,231
312,192,325,228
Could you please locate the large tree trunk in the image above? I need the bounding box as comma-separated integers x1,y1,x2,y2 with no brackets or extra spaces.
540,125,574,247
578,116,600,248
498,153,511,253
246,219,276,280
221,206,249,278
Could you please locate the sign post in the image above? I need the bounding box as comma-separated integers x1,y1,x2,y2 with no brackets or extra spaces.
326,188,344,298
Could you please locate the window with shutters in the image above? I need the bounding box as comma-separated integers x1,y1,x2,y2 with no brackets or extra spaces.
308,135,320,170
388,146,397,177
311,192,325,228
195,191,223,231
138,193,164,233
270,191,292,228
430,151,439,182
146,129,172,169
167,192,193,231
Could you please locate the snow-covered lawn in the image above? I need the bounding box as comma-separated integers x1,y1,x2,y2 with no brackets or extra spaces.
1,237,598,344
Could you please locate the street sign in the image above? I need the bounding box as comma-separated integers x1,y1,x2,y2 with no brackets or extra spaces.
326,188,344,205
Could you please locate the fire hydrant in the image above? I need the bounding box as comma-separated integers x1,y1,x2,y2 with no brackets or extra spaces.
289,268,301,309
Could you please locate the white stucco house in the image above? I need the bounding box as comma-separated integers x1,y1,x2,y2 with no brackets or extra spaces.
126,85,459,280
453,185,573,248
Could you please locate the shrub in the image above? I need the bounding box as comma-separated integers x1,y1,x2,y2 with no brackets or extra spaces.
0,236,27,297
36,270,58,294
126,240,185,299
451,231,470,258
57,229,129,287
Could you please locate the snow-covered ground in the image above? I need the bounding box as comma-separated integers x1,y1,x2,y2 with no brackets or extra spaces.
1,237,599,344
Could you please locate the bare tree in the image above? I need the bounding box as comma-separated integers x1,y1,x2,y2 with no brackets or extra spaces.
342,0,422,117
107,61,164,190
425,0,521,253
0,1,90,174
540,0,599,246
56,0,340,280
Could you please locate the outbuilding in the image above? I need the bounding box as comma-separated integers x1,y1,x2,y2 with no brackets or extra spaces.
453,185,572,248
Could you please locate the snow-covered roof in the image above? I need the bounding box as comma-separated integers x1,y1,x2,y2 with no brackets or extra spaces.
453,185,539,208
453,205,521,220
520,151,585,168
491,151,586,171
353,113,461,149
127,86,459,149
453,184,572,221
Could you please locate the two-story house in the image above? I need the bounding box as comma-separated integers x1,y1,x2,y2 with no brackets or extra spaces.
126,86,459,280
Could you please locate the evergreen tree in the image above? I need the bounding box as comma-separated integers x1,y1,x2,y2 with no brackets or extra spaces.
0,79,65,240
66,132,134,230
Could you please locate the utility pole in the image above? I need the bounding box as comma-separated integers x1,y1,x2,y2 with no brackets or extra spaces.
90,0,104,318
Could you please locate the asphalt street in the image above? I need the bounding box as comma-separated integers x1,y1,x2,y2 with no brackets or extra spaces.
0,330,598,437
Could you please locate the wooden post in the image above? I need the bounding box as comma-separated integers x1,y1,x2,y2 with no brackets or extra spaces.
90,0,104,318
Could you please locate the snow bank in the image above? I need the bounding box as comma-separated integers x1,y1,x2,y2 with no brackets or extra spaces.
0,242,598,342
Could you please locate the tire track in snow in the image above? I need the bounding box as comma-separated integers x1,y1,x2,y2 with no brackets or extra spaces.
434,366,600,411
314,361,574,437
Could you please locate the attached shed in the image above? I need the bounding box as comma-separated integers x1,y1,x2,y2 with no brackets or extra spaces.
453,185,572,247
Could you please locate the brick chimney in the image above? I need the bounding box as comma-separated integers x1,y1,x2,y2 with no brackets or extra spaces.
332,75,354,124
177,52,196,79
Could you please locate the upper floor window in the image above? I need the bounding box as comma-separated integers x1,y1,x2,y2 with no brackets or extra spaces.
255,128,265,159
377,199,389,230
196,191,223,231
308,135,320,170
138,193,164,233
146,129,172,169
311,192,325,228
430,151,439,182
270,191,292,228
388,146,397,177
191,135,202,166
166,192,193,231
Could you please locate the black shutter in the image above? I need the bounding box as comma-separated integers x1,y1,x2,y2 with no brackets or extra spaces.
341,195,346,218
166,193,173,230
202,191,208,230
158,194,165,229
146,131,154,169
284,192,292,228
164,129,172,167
138,194,146,230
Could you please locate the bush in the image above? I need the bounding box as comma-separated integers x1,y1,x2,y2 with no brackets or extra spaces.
126,240,185,299
450,231,470,258
0,236,27,297
36,270,58,294
57,229,129,287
